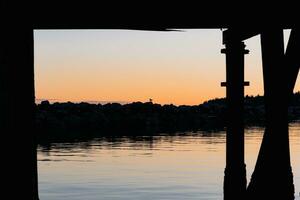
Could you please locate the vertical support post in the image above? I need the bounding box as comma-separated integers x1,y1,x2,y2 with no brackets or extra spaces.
246,29,294,200
0,2,39,198
286,28,300,96
222,40,248,200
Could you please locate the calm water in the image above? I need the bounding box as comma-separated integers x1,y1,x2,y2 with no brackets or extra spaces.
38,123,300,200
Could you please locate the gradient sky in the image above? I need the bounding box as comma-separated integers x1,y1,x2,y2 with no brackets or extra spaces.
34,29,299,105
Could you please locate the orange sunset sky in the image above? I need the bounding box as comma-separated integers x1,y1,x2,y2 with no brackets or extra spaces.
34,29,300,105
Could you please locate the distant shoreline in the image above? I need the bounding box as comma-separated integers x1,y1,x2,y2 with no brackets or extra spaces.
36,92,300,143
35,99,130,105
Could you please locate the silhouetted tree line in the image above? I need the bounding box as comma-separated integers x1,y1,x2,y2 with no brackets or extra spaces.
35,92,300,142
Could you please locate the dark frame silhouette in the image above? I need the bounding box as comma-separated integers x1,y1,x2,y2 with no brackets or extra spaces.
1,2,299,200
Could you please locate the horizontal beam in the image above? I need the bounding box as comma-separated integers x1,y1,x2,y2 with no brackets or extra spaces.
2,1,297,29
223,28,261,44
221,81,250,87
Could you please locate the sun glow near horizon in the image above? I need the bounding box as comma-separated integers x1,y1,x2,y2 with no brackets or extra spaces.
34,29,300,105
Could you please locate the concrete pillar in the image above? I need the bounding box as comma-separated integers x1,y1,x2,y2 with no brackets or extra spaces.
246,29,294,200
0,27,39,199
286,28,300,96
222,40,248,200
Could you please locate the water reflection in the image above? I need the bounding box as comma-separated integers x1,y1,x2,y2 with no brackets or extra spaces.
38,124,299,200
39,131,227,152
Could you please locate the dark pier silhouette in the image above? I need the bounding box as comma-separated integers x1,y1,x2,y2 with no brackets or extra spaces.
221,33,249,200
1,2,299,199
246,30,295,200
222,29,299,200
